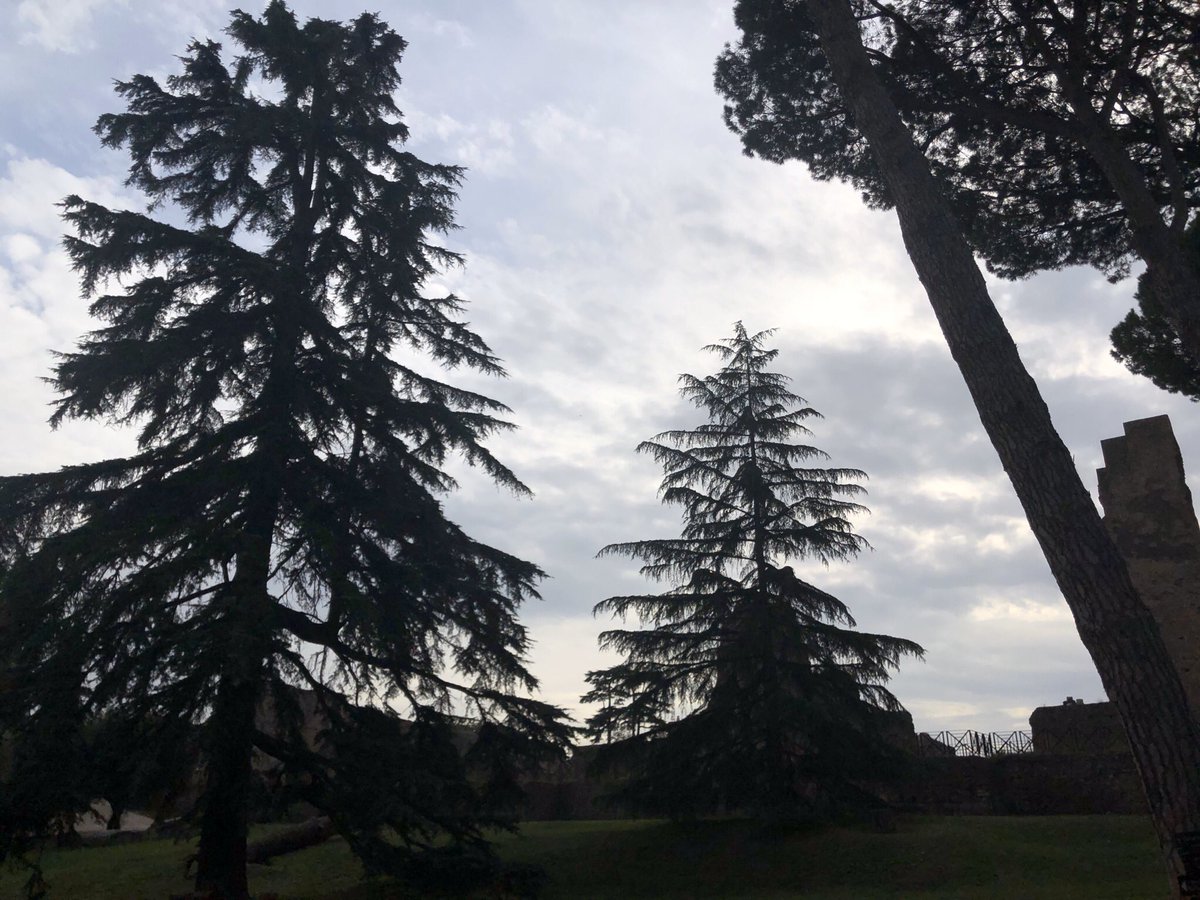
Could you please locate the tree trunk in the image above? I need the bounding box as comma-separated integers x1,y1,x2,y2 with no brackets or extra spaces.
192,126,314,893
192,467,284,898
192,666,262,899
246,816,334,864
803,1,1200,895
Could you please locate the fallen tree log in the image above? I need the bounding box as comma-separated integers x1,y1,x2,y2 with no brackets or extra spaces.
246,816,334,864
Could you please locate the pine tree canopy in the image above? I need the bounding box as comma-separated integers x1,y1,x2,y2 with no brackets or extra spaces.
717,0,1199,282
1110,221,1200,400
716,0,1200,394
0,2,570,894
583,324,923,820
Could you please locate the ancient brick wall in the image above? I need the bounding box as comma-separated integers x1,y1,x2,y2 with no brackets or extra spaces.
517,748,1149,819
1027,700,1129,754
1097,414,1200,718
885,753,1146,816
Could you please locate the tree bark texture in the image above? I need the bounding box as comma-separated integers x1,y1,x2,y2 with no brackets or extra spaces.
804,1,1200,894
192,506,277,899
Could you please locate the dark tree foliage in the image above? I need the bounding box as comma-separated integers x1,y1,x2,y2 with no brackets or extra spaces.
83,713,198,830
716,0,1200,372
717,0,1199,279
583,325,922,820
0,4,569,897
1111,222,1200,400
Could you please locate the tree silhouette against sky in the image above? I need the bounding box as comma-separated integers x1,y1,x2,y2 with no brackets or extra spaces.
585,323,922,819
0,4,570,896
718,0,1200,374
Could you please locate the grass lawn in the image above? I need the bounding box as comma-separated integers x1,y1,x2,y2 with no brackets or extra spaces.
0,815,1166,899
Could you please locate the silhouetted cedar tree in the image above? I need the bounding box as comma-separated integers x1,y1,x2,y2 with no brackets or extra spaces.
0,3,570,897
716,0,1200,377
583,324,923,820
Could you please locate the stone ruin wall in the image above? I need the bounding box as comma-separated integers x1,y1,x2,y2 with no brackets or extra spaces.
1027,700,1129,755
1097,414,1200,719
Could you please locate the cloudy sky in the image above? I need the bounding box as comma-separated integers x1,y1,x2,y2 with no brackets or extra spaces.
3,0,1196,735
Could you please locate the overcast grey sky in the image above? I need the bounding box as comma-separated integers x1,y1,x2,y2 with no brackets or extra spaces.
3,0,1196,733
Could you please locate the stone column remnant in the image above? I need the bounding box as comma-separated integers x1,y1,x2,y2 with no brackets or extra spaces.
1097,414,1200,718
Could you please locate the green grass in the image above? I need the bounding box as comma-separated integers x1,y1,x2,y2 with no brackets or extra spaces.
0,816,1166,899
0,825,364,900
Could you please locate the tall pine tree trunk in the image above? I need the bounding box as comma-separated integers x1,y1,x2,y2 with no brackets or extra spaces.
803,1,1200,894
192,491,279,900
193,657,262,899
193,295,299,897
191,128,321,895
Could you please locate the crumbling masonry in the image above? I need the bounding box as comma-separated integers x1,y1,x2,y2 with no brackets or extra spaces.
1097,414,1200,719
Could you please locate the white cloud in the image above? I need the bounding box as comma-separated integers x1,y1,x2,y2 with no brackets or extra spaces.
15,0,119,53
523,616,618,718
402,107,515,175
0,155,131,239
523,105,619,158
403,12,474,49
0,156,137,471
3,233,42,265
968,597,1073,624
911,474,1004,504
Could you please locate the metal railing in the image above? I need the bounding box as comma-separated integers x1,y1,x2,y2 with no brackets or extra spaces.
916,730,1033,757
914,727,1127,758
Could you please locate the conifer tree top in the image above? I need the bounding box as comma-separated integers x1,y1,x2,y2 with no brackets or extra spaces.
603,321,869,584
